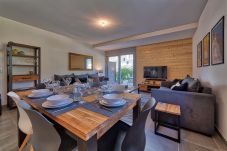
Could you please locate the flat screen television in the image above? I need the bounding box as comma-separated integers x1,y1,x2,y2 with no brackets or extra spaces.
143,66,167,80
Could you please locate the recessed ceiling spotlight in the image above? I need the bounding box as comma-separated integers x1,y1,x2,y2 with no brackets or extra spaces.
97,19,110,27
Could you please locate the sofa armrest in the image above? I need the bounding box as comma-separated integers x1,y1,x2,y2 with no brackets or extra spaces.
151,88,216,135
160,81,173,88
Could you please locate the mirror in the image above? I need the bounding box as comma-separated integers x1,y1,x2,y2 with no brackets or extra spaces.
69,53,93,70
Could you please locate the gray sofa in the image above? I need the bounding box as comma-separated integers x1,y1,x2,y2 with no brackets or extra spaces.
37,73,108,89
151,82,216,136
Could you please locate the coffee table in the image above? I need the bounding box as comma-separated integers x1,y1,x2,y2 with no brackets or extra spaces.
154,102,181,143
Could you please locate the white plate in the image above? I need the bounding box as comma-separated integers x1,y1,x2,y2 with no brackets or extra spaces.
99,99,126,107
42,98,73,108
47,94,70,106
32,89,50,95
103,94,123,100
47,94,69,101
28,92,53,98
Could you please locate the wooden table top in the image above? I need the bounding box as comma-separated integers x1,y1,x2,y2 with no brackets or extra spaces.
17,90,141,141
155,102,181,116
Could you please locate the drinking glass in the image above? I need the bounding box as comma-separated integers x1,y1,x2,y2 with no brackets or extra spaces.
42,79,51,88
73,87,80,102
63,77,72,86
77,86,85,104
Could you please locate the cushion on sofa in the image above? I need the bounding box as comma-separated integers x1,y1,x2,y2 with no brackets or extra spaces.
182,75,201,92
170,81,181,89
76,74,88,83
172,83,188,91
200,87,212,94
88,73,98,78
54,73,75,84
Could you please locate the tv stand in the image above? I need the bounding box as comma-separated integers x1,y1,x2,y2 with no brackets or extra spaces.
138,79,164,92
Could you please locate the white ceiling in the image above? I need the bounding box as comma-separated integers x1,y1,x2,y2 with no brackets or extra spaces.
0,0,207,50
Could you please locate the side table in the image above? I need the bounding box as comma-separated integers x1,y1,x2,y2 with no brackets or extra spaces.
154,102,181,143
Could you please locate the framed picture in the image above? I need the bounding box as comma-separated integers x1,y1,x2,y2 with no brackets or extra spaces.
211,16,224,65
197,41,202,67
202,33,210,66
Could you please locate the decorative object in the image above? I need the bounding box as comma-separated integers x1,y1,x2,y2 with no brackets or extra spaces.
18,51,25,56
197,41,202,67
12,48,19,55
202,33,210,66
29,71,34,75
211,16,224,65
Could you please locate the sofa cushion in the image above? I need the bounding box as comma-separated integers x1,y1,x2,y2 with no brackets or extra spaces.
76,74,88,83
172,83,188,91
88,73,98,78
200,87,212,94
170,81,181,89
182,75,201,92
54,73,75,84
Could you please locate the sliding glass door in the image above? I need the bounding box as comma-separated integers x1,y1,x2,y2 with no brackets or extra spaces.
120,54,133,86
108,54,134,86
108,56,119,83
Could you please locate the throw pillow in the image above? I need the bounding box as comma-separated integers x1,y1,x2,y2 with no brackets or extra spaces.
54,73,75,84
77,74,88,83
172,83,188,91
92,77,100,83
181,75,201,92
170,82,181,90
75,77,82,84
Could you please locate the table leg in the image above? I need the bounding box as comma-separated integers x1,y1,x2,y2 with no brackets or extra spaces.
77,134,97,151
133,99,141,123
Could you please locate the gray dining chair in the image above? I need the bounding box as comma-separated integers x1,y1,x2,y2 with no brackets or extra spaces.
18,100,77,151
98,97,156,151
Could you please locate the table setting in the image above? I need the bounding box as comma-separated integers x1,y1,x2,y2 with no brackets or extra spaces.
24,78,133,117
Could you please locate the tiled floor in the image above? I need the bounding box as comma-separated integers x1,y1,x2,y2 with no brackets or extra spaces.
0,96,227,151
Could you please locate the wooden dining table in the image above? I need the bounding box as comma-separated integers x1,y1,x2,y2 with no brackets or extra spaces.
17,90,141,151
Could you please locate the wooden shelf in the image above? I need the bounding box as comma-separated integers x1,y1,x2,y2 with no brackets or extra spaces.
11,54,37,58
10,64,36,67
12,75,39,82
12,87,36,92
8,41,40,49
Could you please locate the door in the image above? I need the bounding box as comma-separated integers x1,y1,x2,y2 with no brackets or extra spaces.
108,56,119,83
120,54,134,86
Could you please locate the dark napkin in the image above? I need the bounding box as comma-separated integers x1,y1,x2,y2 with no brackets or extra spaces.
82,99,132,117
27,97,82,116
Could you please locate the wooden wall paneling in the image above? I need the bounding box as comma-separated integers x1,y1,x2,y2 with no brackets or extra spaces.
136,38,192,83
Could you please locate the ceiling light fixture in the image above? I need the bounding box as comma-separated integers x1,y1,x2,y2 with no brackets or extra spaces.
98,19,109,27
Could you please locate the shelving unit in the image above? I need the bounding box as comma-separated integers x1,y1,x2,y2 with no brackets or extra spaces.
7,42,41,109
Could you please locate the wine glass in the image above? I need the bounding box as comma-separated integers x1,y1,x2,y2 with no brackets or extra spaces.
73,87,80,102
52,81,61,93
77,86,85,104
63,77,72,86
42,78,51,89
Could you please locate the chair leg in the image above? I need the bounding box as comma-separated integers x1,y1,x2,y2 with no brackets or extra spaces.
30,145,34,151
18,134,31,151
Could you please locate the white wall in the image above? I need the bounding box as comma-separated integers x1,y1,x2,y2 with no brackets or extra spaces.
193,0,227,140
0,16,105,105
